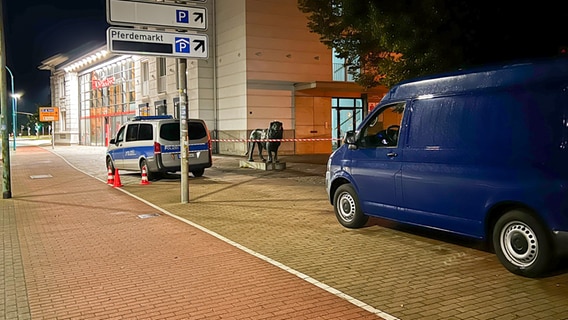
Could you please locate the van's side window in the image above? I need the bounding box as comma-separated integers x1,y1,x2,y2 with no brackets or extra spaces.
138,124,153,141
126,124,139,142
160,123,180,141
360,102,405,148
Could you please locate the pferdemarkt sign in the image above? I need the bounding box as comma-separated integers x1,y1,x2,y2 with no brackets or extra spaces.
107,27,208,59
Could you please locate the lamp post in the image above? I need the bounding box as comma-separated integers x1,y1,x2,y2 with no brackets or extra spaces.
5,66,16,150
12,93,21,142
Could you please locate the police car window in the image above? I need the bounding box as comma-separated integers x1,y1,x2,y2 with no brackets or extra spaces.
188,122,207,139
125,124,139,142
116,126,125,143
138,124,153,141
360,102,405,148
160,123,180,141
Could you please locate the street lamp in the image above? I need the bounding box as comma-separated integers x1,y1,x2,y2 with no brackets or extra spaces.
5,66,16,151
12,93,21,142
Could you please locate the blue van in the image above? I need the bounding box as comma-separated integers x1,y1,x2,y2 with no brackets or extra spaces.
325,58,568,277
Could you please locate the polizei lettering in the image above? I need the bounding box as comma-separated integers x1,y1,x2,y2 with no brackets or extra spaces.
110,30,164,42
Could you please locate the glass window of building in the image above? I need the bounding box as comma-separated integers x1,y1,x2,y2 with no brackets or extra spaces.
78,58,136,146
157,57,166,93
141,60,149,96
332,48,356,82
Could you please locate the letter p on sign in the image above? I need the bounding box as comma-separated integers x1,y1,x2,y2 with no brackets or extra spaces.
175,38,191,53
176,10,189,23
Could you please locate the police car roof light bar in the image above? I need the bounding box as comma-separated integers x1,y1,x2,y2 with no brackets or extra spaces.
131,115,174,121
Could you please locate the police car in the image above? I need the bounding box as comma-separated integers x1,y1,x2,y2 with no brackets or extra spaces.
106,115,212,180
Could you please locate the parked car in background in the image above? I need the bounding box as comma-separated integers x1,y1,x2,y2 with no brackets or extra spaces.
106,115,212,180
326,57,568,278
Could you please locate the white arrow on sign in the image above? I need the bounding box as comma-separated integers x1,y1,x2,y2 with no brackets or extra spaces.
107,27,209,59
107,0,207,31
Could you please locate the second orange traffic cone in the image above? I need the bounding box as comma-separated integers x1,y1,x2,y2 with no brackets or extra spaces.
113,169,123,188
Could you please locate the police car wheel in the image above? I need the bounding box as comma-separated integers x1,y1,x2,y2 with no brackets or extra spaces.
333,184,368,228
140,159,155,181
106,157,115,173
192,169,205,177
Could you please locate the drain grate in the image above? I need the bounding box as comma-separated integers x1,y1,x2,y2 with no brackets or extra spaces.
30,174,53,179
137,213,160,219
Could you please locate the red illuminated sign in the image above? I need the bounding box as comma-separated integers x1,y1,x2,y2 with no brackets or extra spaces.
92,76,116,90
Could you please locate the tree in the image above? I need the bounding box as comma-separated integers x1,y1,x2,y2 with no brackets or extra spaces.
298,0,568,88
25,113,39,136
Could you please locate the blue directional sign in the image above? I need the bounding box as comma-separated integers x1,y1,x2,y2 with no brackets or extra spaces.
175,38,191,53
177,10,190,24
107,27,208,59
107,0,207,30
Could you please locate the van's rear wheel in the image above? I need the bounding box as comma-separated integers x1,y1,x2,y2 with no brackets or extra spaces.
191,168,205,177
140,159,155,181
333,184,368,228
493,210,554,277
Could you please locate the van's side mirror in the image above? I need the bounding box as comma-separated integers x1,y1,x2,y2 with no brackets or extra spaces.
344,131,358,150
109,138,116,145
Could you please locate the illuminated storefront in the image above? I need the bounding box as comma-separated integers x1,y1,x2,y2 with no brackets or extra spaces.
78,57,136,146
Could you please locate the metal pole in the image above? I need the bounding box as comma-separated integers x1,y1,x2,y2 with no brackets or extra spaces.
175,0,190,203
5,66,15,151
0,0,12,199
178,58,189,203
51,121,55,149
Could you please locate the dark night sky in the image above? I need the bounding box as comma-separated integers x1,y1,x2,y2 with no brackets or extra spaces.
3,1,568,115
3,0,108,113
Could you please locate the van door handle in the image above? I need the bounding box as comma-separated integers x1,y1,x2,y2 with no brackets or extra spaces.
386,152,398,158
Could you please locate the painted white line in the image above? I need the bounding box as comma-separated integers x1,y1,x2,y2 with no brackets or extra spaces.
50,148,400,320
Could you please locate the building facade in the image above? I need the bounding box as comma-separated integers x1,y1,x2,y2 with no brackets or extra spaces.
39,0,388,155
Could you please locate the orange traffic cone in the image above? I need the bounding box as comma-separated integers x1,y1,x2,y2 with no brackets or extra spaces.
140,166,150,185
113,169,123,188
107,167,115,185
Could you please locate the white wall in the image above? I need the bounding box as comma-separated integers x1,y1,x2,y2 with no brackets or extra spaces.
215,0,248,131
65,73,80,144
244,0,332,130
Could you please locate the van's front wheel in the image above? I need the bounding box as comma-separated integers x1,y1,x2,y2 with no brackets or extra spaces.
333,184,368,228
106,157,115,173
493,210,554,277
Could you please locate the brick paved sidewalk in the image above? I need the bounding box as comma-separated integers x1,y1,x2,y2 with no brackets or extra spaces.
1,146,385,320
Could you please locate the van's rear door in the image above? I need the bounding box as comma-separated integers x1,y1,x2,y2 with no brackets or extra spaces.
158,122,182,168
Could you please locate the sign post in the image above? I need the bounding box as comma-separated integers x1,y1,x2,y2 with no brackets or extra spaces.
106,0,209,203
178,58,189,203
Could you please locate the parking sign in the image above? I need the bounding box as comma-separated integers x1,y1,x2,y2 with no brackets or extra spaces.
107,0,207,30
107,27,208,59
